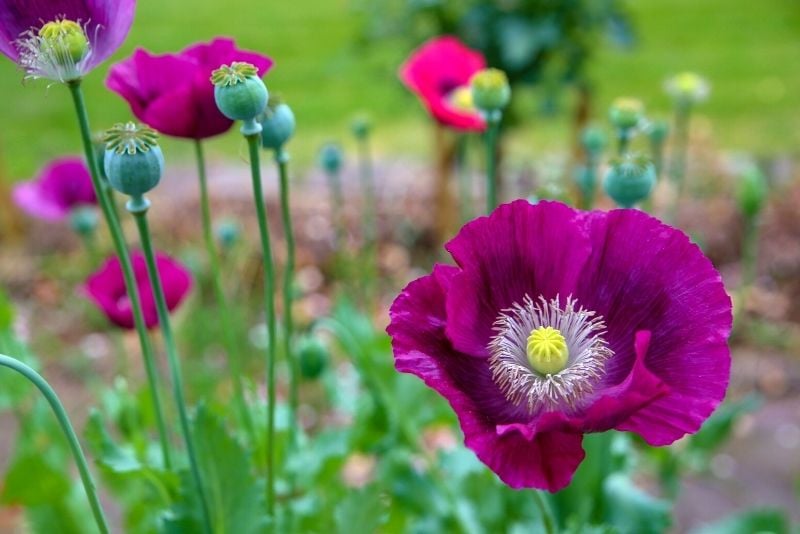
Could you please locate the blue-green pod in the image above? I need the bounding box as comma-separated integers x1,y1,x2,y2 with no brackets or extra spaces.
603,154,657,208
319,143,344,174
103,122,164,198
260,102,296,150
212,62,269,121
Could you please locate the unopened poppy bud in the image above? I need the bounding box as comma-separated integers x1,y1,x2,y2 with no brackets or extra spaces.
319,143,344,174
69,206,99,237
603,154,657,208
211,62,269,122
646,120,670,145
215,219,242,250
737,166,768,219
298,336,329,380
103,122,164,200
351,115,372,140
581,126,607,156
470,68,511,113
259,100,296,150
609,98,644,130
666,72,710,107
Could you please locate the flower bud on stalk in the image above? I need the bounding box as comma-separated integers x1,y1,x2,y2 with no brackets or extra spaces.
603,154,657,208
470,68,511,116
736,165,768,220
212,62,269,135
646,119,670,177
259,100,296,150
69,206,99,238
297,336,330,380
351,115,372,141
215,219,242,251
320,143,344,175
103,123,164,211
609,98,644,155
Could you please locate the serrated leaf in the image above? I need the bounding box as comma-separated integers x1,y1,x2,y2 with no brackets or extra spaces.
689,508,789,534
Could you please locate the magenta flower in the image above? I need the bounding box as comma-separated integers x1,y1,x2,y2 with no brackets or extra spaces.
13,157,96,221
106,38,273,139
399,36,486,132
388,200,732,491
0,0,136,82
84,251,192,330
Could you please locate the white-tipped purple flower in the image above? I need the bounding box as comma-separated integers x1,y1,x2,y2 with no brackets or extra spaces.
0,1,136,83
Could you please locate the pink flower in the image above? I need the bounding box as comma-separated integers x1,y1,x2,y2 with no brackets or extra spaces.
399,36,486,132
106,38,273,139
84,252,193,329
13,157,96,221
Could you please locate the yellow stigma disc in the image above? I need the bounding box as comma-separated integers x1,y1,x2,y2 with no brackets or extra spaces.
526,326,569,375
38,19,89,65
448,86,475,113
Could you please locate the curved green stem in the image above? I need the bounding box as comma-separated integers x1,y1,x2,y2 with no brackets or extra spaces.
129,204,212,533
194,140,255,447
245,129,278,516
276,149,298,453
0,354,109,534
66,80,173,470
485,113,501,213
532,490,556,534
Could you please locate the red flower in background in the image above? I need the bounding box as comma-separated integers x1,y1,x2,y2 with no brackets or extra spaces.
399,36,486,132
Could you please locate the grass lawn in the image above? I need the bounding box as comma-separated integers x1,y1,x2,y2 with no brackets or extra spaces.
0,0,798,180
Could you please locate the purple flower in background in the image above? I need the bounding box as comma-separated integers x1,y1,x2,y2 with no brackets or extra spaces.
84,251,192,330
106,38,273,139
13,157,96,221
388,200,732,491
0,0,136,82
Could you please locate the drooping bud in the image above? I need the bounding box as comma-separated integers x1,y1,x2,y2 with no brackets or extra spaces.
211,62,269,122
603,154,657,208
69,206,99,238
609,98,645,130
665,71,710,108
259,99,296,150
103,122,164,202
297,335,329,380
736,165,768,219
470,68,511,114
319,143,344,175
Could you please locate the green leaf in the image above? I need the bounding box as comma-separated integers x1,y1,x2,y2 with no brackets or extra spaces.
85,410,145,474
689,508,789,534
0,285,14,331
1,453,71,506
191,405,266,534
334,487,388,534
688,395,760,458
603,473,671,534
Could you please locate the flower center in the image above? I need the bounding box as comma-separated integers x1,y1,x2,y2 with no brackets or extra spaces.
447,86,475,113
526,326,569,375
488,296,613,414
15,17,91,82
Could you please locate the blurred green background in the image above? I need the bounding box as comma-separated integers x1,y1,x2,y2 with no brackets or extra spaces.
0,0,798,180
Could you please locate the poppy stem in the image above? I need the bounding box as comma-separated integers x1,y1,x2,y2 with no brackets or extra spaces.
66,80,173,471
193,140,255,448
275,148,298,456
532,489,556,534
245,125,278,517
128,201,212,533
0,353,110,534
456,134,473,223
667,107,691,223
485,112,501,213
326,167,345,251
355,132,379,309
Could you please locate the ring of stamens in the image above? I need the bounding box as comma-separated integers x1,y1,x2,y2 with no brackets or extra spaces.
488,295,612,415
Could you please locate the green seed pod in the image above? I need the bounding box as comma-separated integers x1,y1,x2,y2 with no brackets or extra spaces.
581,125,607,157
737,165,768,219
319,143,344,174
259,101,296,150
603,154,657,208
470,68,511,113
215,219,242,250
69,206,99,237
609,98,645,130
212,62,269,121
298,336,329,380
103,122,164,198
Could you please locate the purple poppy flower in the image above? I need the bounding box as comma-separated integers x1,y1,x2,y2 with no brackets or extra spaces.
12,156,96,221
106,38,273,139
83,251,192,330
0,0,136,82
388,200,732,491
